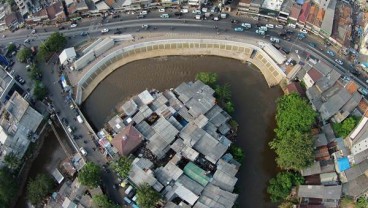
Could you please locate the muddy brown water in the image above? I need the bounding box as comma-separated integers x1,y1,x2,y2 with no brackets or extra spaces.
82,56,282,207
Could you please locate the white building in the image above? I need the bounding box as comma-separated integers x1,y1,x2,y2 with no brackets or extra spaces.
59,47,77,65
303,68,323,89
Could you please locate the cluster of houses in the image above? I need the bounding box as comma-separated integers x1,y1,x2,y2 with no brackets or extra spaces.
94,80,240,207
282,52,368,206
238,0,366,55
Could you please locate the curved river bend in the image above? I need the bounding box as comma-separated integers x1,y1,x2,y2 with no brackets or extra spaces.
82,56,281,208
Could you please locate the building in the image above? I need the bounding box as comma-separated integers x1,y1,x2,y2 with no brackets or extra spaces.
14,0,33,16
0,91,43,166
320,0,336,38
289,3,302,25
331,2,352,47
303,68,323,89
46,1,67,22
297,185,342,207
0,66,15,103
297,1,311,27
110,124,143,156
59,47,77,65
4,12,23,31
278,0,293,21
237,0,253,15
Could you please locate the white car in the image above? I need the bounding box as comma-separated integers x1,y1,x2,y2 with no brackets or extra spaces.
70,24,78,28
275,24,284,29
266,24,274,28
79,147,87,156
181,9,189,13
101,28,109,33
300,29,308,34
335,59,343,65
159,8,165,12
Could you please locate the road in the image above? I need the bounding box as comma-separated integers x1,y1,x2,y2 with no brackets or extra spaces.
3,11,367,206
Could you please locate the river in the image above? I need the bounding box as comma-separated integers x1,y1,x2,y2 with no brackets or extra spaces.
82,55,282,207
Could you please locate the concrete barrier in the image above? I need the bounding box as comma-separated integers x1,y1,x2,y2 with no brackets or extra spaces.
76,39,286,104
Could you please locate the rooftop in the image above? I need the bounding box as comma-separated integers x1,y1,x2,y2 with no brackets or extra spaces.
297,185,342,200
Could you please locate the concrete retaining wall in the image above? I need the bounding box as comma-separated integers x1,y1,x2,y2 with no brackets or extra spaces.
76,39,286,104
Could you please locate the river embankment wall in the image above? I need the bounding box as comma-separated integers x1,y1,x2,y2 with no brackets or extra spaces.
76,39,286,104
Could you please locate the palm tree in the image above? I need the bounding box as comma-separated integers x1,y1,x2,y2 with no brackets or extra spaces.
4,153,20,170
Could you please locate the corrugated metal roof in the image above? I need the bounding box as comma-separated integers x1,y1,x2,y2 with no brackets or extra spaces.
183,162,210,187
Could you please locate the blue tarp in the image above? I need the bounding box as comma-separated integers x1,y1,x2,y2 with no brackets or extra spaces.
337,157,350,172
361,62,368,68
296,0,304,5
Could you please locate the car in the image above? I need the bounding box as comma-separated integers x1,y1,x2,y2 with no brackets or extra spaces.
160,14,169,18
24,38,30,43
14,75,25,85
101,28,109,33
308,42,316,48
275,24,284,29
234,27,244,32
140,10,148,15
80,31,88,36
230,19,239,24
335,59,343,65
159,8,165,12
112,14,120,18
265,24,274,28
141,24,149,29
31,29,36,34
300,29,308,34
327,50,335,57
192,9,201,14
70,24,78,28
79,147,87,156
114,31,122,34
61,118,68,125
137,14,145,19
366,79,368,84
350,69,360,76
181,9,189,13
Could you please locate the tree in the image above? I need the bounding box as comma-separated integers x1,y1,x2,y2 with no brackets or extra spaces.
78,162,101,188
229,144,244,163
224,101,235,114
93,194,119,208
7,43,16,53
215,84,232,104
33,81,47,100
37,32,67,61
27,174,55,205
136,183,161,208
29,65,42,81
195,72,218,87
278,201,294,208
4,153,20,170
267,171,304,203
332,116,359,138
356,197,368,208
110,157,132,178
16,47,32,63
0,168,18,207
269,94,317,170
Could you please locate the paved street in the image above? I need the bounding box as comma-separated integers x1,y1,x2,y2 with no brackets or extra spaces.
3,11,368,206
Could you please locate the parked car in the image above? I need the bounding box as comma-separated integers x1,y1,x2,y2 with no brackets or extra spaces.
275,24,284,29
265,24,274,28
327,50,335,57
234,27,244,32
101,28,109,33
80,31,88,36
79,147,87,156
70,24,78,28
58,26,65,30
300,29,308,34
160,14,170,18
308,42,316,48
14,75,25,85
114,31,122,34
230,19,239,24
335,59,343,65
137,14,145,19
159,8,165,12
141,24,149,30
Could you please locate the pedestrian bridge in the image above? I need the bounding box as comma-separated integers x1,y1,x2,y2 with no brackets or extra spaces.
75,39,286,104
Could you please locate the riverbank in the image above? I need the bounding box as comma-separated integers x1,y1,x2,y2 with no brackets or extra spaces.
82,56,281,207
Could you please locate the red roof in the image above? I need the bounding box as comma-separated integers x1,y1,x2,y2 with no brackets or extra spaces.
298,1,311,23
290,3,302,20
286,82,305,95
307,68,323,82
111,124,143,156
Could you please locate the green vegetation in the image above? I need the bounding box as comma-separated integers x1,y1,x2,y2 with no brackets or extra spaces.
340,196,368,208
78,162,101,188
27,173,55,205
332,116,360,138
0,168,18,207
38,32,67,61
136,183,161,208
278,201,295,208
267,171,304,203
33,81,47,100
7,43,16,53
356,197,368,208
4,153,20,170
229,144,244,163
195,72,218,88
16,47,32,63
92,194,119,208
110,156,132,178
269,94,317,170
29,65,42,81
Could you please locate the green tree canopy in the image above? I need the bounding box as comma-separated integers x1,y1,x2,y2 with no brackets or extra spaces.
110,157,132,178
267,171,304,203
229,144,244,163
33,81,47,100
38,32,67,61
16,47,32,63
92,194,119,208
136,183,161,208
4,153,20,170
29,65,42,81
356,197,368,208
195,72,218,87
215,84,231,104
27,174,55,205
332,116,360,138
78,162,101,188
7,43,16,53
270,94,317,170
0,168,18,207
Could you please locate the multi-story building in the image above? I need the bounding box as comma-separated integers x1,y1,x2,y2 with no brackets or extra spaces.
320,0,336,38
0,91,43,167
14,0,33,16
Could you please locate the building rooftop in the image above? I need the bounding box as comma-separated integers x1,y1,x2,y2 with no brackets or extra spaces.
344,159,368,181
111,124,143,156
298,1,311,23
342,174,368,198
289,3,302,20
261,0,284,11
297,185,342,200
183,162,210,187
